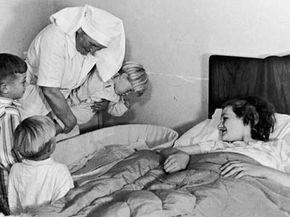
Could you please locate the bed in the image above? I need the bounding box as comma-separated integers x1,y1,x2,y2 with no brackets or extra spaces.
22,54,290,217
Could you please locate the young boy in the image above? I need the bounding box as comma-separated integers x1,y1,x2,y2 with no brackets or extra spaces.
0,53,27,215
8,115,74,214
68,61,149,132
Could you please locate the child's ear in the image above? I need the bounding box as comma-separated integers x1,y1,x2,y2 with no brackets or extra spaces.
0,83,8,94
48,138,56,153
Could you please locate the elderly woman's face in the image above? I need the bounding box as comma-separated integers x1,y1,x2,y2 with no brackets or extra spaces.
218,106,250,142
75,29,106,55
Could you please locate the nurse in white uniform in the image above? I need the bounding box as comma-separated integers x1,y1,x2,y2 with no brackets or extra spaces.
19,5,125,135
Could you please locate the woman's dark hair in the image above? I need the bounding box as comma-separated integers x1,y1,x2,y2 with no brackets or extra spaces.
222,96,276,141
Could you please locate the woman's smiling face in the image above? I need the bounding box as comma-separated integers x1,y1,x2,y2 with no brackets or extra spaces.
218,106,250,142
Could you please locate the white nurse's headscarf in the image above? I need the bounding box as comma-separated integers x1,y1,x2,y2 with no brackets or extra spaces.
50,5,125,82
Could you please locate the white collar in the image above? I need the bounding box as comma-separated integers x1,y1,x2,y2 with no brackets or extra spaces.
23,158,54,166
0,96,21,107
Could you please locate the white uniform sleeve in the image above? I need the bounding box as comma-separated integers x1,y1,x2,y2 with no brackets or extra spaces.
52,165,74,202
37,26,66,88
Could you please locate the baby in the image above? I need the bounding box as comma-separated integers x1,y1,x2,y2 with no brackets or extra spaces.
69,61,148,127
8,116,74,214
103,61,148,116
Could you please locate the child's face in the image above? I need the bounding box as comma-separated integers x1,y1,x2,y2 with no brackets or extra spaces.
218,106,250,142
114,74,134,96
5,73,26,100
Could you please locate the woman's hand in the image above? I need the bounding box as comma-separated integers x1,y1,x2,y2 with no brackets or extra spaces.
163,151,190,173
220,160,266,179
90,99,109,112
220,160,290,187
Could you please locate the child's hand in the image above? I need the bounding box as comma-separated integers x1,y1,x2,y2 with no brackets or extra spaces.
90,99,109,112
163,151,190,173
220,160,265,178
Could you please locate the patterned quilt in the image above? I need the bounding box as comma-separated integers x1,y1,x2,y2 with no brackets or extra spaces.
26,150,290,217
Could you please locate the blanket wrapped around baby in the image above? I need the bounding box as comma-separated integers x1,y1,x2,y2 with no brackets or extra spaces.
28,150,290,217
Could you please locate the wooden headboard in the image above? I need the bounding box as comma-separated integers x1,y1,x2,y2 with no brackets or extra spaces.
208,54,290,118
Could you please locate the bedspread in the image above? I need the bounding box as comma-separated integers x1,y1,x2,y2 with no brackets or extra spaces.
28,151,290,217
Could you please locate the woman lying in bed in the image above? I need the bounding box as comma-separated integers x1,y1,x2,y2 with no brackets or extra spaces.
163,96,290,187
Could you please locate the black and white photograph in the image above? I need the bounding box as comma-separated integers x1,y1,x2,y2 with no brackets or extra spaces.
1,0,290,216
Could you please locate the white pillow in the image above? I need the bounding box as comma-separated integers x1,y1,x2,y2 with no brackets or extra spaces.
174,109,221,147
270,113,290,142
174,109,290,147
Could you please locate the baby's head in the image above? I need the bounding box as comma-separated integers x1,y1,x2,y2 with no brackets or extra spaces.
0,53,27,100
14,116,56,161
114,61,148,97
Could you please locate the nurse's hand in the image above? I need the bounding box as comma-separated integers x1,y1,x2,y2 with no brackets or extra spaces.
91,99,109,112
163,151,190,173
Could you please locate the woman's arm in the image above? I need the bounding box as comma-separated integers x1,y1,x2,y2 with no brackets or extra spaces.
161,140,222,174
163,150,190,173
161,144,203,173
176,144,202,154
220,160,290,187
263,167,290,187
41,86,77,133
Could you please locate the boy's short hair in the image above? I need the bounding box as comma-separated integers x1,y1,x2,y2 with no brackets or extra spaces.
14,116,56,160
0,53,27,83
120,61,148,96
